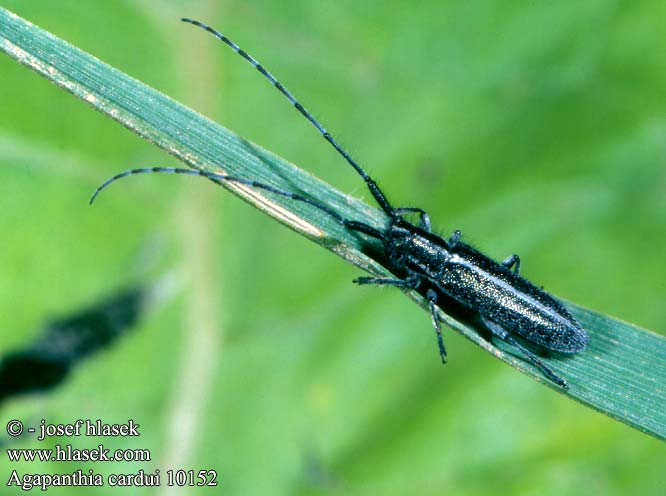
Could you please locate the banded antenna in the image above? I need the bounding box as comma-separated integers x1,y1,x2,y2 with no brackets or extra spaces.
179,18,396,216
90,167,384,240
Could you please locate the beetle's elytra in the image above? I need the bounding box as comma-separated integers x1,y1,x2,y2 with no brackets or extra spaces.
92,18,588,388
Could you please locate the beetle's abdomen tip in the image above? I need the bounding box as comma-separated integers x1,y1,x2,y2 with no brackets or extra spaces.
578,330,589,351
562,324,589,353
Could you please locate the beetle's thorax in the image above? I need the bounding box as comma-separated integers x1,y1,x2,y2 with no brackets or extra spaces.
386,220,452,278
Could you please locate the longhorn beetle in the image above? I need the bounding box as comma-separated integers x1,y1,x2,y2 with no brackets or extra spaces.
92,18,588,388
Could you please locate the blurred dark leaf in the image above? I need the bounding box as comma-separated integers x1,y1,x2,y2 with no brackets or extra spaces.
0,287,145,403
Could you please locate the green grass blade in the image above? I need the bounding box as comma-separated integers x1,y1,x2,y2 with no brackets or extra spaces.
1,7,664,440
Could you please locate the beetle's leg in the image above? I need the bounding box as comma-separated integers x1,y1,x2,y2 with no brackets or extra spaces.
426,289,447,363
503,335,567,388
353,272,421,289
481,317,567,388
354,277,409,286
355,278,447,363
393,207,431,232
448,230,462,248
502,254,521,274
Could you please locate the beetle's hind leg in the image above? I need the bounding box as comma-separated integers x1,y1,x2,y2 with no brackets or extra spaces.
502,255,521,274
481,316,567,388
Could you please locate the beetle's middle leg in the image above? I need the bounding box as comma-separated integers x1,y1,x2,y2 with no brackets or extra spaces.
481,316,567,388
502,254,521,274
355,275,447,364
447,230,462,248
393,207,431,232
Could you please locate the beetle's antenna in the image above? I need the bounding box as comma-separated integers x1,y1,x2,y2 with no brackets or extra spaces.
181,18,395,218
90,167,385,240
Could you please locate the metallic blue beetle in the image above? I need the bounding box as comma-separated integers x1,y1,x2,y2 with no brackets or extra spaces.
92,18,588,388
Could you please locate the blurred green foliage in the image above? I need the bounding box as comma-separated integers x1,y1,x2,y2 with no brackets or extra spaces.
0,1,664,495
